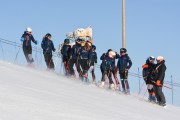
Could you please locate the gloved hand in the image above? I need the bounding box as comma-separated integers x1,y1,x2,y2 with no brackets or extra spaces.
20,37,24,42
143,77,147,81
125,69,128,73
35,40,38,45
53,48,56,52
156,80,161,86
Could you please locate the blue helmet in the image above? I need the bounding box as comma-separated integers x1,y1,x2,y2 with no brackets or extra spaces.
64,39,70,44
92,45,96,50
120,48,127,53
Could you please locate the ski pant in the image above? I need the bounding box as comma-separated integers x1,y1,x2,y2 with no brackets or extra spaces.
79,59,90,77
101,69,114,84
119,71,129,91
62,56,70,75
44,52,54,69
89,60,96,81
153,85,166,104
68,59,82,76
90,65,96,81
112,67,119,85
100,65,105,81
23,46,34,63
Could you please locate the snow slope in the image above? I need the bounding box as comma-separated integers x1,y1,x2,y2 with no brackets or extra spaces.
0,60,180,120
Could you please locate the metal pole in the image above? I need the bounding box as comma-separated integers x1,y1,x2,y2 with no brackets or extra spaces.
122,0,126,48
171,75,173,104
138,68,140,92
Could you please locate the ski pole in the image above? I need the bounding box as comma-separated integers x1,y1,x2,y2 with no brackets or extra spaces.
0,39,5,60
138,81,145,96
14,46,21,63
151,80,173,90
143,88,148,98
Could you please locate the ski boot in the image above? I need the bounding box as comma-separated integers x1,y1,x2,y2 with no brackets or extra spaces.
100,81,105,88
110,84,115,91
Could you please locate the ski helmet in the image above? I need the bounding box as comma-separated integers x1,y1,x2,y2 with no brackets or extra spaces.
26,27,32,32
108,51,116,58
120,48,127,53
76,38,83,43
64,39,70,44
91,45,96,50
156,56,164,62
107,49,113,53
45,33,52,37
148,56,155,62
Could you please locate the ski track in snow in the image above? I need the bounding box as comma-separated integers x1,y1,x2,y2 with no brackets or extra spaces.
0,60,180,120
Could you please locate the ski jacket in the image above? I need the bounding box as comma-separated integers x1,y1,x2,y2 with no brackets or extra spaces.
101,56,115,72
21,32,37,47
154,60,166,85
89,50,97,66
117,54,132,74
70,43,82,59
100,53,107,61
142,60,156,82
41,38,55,54
100,52,119,71
79,47,90,60
61,44,71,58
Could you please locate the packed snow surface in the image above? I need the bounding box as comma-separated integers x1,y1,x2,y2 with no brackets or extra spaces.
0,60,180,120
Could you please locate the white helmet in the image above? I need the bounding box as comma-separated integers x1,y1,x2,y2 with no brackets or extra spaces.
156,56,164,62
108,51,116,58
26,27,32,32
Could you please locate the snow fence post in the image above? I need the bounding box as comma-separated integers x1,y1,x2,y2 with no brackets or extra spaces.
171,75,173,105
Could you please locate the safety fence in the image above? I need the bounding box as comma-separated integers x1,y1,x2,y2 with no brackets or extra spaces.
0,37,180,106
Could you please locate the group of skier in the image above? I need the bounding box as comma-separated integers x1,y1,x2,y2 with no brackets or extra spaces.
99,48,132,94
20,27,167,107
61,38,97,83
142,56,167,107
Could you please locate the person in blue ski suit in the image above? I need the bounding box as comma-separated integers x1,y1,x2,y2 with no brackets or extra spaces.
117,48,132,94
78,42,91,82
20,27,37,64
41,33,56,70
61,39,71,75
89,45,97,83
100,49,120,89
100,50,116,89
68,39,83,78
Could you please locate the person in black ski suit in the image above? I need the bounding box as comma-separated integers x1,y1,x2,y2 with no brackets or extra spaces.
20,27,37,65
79,42,91,83
153,56,167,107
41,33,56,70
117,48,132,94
142,56,156,102
100,49,112,83
89,45,97,83
68,39,82,78
100,50,116,89
61,39,71,76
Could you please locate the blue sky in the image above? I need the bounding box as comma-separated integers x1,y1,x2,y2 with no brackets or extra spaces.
0,0,180,106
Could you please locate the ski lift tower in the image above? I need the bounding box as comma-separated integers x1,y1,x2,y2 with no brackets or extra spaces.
122,0,126,48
